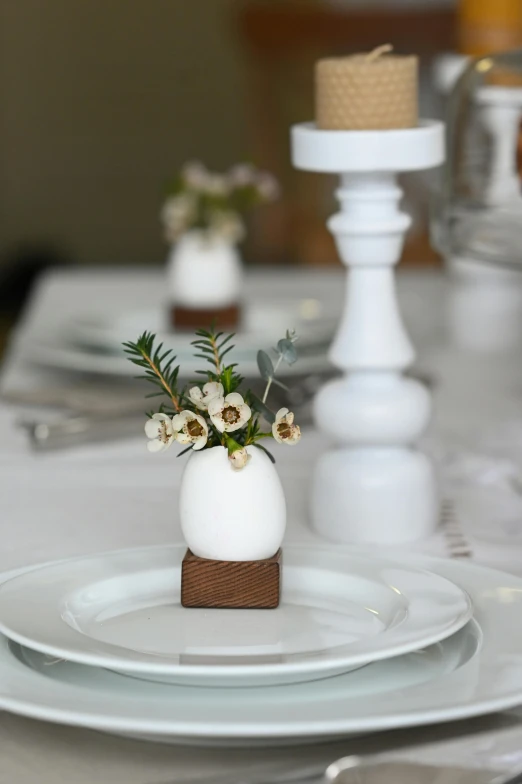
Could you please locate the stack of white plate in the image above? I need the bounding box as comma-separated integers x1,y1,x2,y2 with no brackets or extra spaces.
0,543,521,746
22,299,337,378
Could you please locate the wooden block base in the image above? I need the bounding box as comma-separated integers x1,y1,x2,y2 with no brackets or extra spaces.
170,304,241,332
181,549,282,609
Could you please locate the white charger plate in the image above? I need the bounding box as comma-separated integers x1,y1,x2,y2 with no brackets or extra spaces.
22,299,335,379
0,546,472,688
0,552,520,745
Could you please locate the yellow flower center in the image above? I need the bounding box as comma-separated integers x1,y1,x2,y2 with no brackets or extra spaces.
277,422,293,440
187,419,204,438
222,405,240,424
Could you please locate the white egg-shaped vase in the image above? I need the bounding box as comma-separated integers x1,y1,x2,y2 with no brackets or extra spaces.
179,445,286,561
167,230,243,309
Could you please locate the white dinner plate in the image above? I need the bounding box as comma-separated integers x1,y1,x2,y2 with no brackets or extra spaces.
0,552,520,745
0,546,472,688
22,299,335,379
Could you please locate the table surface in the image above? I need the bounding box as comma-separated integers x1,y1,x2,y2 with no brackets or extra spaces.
3,267,522,783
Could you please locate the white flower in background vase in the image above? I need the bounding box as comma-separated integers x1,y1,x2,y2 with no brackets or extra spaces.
209,210,246,244
161,195,196,244
256,172,280,201
272,408,301,445
181,160,209,190
188,381,224,411
172,410,209,451
208,392,251,433
227,163,256,187
145,413,175,453
204,174,230,197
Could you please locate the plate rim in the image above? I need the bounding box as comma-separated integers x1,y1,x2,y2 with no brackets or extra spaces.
0,549,520,739
0,545,473,681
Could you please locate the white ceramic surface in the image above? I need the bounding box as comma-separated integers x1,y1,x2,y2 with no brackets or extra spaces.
0,546,471,688
291,122,445,544
23,298,335,378
291,121,444,172
179,446,286,561
167,231,243,309
0,553,519,745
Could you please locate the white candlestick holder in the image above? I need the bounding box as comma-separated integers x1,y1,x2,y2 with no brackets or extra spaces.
291,120,445,544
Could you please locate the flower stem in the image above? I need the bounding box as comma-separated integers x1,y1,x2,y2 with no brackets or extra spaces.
262,355,283,404
141,351,181,412
210,334,221,374
223,433,242,455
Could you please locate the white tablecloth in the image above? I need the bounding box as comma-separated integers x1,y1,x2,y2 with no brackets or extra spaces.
2,267,522,783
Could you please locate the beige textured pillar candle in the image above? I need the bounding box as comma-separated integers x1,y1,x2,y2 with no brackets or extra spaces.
315,44,418,130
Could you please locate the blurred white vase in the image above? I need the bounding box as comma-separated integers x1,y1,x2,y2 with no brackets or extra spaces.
167,230,243,309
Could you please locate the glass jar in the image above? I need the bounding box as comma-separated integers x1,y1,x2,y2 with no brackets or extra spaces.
433,48,522,270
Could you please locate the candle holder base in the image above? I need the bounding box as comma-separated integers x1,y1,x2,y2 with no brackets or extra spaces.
312,448,438,545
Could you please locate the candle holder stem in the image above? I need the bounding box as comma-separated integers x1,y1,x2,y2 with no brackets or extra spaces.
291,121,444,544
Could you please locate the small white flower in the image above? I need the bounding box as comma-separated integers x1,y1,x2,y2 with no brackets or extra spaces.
208,392,251,433
209,210,245,244
145,413,175,453
188,381,224,411
229,447,250,471
272,408,301,445
227,163,256,188
182,160,209,190
172,410,209,451
161,194,196,242
204,174,229,197
256,172,280,201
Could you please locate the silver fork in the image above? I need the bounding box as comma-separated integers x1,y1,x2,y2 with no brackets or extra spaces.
150,756,521,784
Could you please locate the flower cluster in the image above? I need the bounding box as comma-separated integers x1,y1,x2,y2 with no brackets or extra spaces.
161,161,279,245
123,328,301,471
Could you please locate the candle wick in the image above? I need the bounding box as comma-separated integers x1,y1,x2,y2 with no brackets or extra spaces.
366,44,393,62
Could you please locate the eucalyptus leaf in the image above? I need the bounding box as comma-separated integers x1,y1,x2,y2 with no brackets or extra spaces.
277,338,297,365
257,350,274,381
250,393,276,424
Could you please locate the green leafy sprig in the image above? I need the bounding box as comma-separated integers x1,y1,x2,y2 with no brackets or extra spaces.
191,328,243,395
124,324,300,464
257,330,298,405
123,331,181,414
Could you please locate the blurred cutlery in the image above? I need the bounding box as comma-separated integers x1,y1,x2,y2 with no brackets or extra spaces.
150,756,513,784
19,411,145,451
0,385,146,414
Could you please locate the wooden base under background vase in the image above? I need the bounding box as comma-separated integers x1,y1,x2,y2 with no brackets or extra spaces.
170,303,241,332
181,549,282,609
